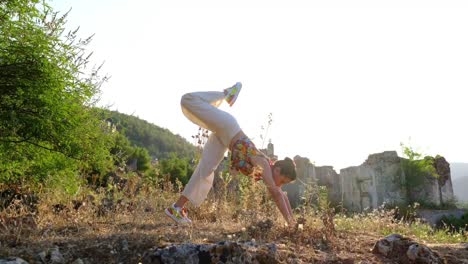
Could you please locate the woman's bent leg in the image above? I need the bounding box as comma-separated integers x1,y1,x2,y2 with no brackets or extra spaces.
180,91,241,147
182,133,227,207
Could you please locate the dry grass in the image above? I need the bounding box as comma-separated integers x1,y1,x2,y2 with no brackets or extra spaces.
0,177,467,263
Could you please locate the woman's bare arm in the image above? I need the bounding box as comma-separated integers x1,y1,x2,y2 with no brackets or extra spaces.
282,191,294,223
251,156,294,224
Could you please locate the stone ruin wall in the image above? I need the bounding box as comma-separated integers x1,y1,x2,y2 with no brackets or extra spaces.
284,151,455,212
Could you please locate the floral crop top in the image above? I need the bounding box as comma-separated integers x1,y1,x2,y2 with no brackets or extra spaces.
230,136,257,176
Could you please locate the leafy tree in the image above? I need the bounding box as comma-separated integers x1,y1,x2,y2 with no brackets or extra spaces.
0,0,198,188
0,0,112,183
160,153,194,185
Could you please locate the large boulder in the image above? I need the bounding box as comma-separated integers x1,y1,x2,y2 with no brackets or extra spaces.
142,241,279,264
372,234,443,263
340,151,406,212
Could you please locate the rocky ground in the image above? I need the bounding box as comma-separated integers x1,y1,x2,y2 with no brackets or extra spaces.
1,215,467,264
1,188,466,263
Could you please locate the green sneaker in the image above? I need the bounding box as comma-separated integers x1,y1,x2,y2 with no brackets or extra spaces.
164,204,192,225
224,82,242,107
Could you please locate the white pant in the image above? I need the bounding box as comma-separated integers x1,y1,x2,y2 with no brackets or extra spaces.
180,91,241,207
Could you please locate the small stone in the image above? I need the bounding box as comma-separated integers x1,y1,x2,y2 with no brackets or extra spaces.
267,243,278,254
277,243,286,249
71,259,84,264
37,251,47,263
50,246,65,264
122,240,129,251
0,257,29,264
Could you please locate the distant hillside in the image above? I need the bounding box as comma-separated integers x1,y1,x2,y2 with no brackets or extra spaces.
450,163,468,202
102,110,197,160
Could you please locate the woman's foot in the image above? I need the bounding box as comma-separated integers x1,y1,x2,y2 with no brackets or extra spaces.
164,204,192,225
224,82,242,107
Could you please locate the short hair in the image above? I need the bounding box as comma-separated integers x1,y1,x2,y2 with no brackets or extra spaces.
273,157,296,181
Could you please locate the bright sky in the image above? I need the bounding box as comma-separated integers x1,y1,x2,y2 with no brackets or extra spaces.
51,0,468,170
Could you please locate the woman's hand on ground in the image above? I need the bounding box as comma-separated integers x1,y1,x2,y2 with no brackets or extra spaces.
288,217,296,227
254,172,263,181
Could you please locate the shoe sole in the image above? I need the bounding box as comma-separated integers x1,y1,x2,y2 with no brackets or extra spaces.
229,83,242,106
165,208,186,224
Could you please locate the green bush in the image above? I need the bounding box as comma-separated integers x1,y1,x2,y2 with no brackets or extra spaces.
438,212,468,234
456,201,468,209
400,144,438,188
130,147,151,172
159,153,194,185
